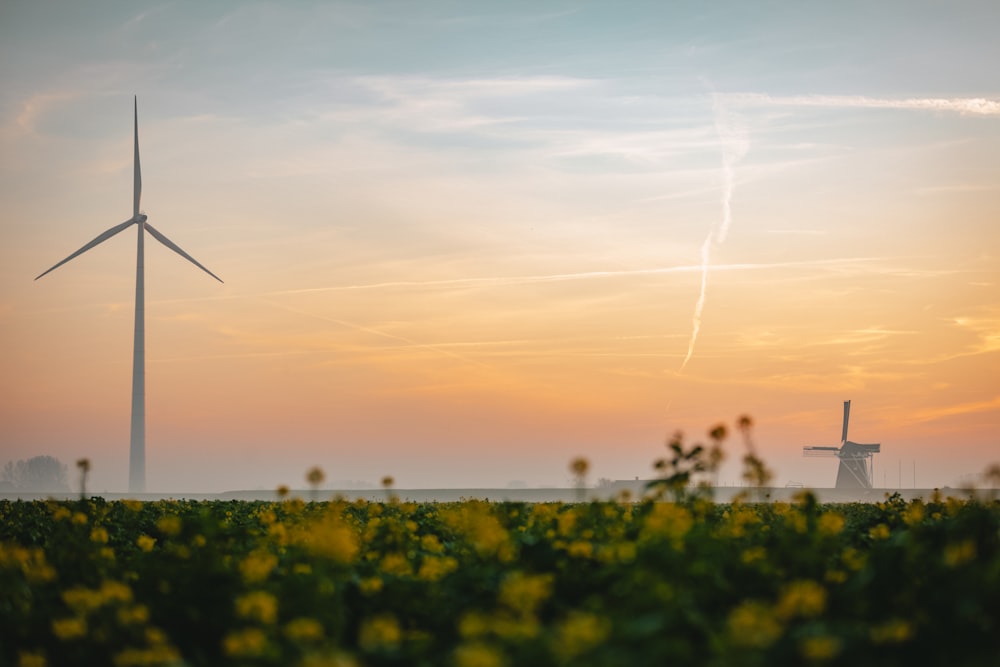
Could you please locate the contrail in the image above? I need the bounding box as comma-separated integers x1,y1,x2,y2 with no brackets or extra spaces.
727,93,1000,116
679,233,713,371
678,94,748,373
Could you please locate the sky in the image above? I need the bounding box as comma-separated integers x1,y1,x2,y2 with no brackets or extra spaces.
1,1,998,493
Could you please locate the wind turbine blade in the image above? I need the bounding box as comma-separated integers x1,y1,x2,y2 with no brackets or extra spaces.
35,218,137,280
133,96,142,217
144,222,224,283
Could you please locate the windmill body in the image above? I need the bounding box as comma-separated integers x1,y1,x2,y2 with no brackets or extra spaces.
36,98,222,493
803,401,881,489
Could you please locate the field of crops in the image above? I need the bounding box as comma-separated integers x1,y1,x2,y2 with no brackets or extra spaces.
3,480,998,667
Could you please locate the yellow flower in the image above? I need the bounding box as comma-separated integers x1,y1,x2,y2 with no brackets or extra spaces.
222,628,269,658
442,503,513,560
62,587,102,614
100,580,133,604
944,540,977,567
453,641,507,667
145,627,167,645
817,512,845,536
728,601,782,648
800,635,841,661
824,569,848,584
868,523,891,541
776,580,827,620
417,555,458,582
284,617,324,642
122,500,143,513
721,507,761,538
379,553,413,577
869,618,914,644
17,650,46,667
359,576,384,596
556,510,577,536
358,614,402,651
235,591,279,625
549,612,611,662
112,645,182,667
156,516,182,537
300,653,359,667
17,548,56,584
459,611,490,639
52,617,87,641
903,502,924,526
298,516,360,564
136,535,156,552
90,527,109,544
239,551,278,583
566,540,593,559
71,512,88,525
116,604,150,626
785,511,808,534
421,534,444,553
498,572,553,616
613,542,637,564
641,504,693,548
498,614,541,640
52,506,71,521
741,546,767,565
841,547,866,571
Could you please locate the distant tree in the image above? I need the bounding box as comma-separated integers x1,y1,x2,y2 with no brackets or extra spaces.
0,455,69,492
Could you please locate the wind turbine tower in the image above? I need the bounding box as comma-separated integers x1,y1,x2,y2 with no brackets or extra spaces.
36,97,223,493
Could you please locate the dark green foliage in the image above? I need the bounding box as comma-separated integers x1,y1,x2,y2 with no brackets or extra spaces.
0,490,998,667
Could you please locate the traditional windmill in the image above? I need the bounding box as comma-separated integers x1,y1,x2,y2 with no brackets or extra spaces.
803,401,880,489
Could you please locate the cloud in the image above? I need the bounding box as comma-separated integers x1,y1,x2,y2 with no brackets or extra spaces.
260,257,885,296
11,92,78,135
911,396,1000,423
728,93,1000,116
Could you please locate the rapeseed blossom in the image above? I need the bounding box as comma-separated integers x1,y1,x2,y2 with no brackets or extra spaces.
728,601,782,648
136,534,156,552
358,614,402,651
222,628,268,658
453,641,507,667
239,550,278,583
51,617,87,641
235,590,279,624
284,617,324,642
799,635,841,662
776,580,827,619
549,612,611,662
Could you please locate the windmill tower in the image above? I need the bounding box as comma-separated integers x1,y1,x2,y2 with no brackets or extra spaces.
803,401,881,489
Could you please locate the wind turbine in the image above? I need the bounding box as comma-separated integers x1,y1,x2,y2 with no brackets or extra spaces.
36,97,223,494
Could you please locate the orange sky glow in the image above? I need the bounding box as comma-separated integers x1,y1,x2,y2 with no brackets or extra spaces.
1,2,998,492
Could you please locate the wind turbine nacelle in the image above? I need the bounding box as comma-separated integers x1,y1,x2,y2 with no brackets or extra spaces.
136,213,148,223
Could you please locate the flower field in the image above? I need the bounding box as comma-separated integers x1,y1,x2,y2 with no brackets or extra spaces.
2,486,998,667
